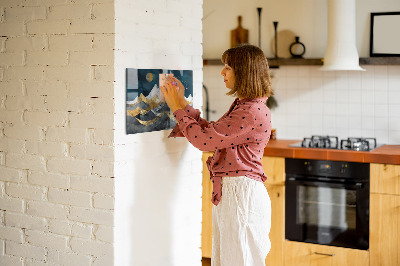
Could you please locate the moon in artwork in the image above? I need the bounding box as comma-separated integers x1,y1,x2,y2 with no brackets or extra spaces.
146,73,154,82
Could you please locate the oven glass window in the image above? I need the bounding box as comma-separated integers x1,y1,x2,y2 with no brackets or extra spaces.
297,186,356,230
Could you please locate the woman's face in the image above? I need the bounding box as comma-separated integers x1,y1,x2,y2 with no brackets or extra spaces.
220,64,235,89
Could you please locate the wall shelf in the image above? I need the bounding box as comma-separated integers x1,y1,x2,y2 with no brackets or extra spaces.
359,57,400,65
203,57,400,67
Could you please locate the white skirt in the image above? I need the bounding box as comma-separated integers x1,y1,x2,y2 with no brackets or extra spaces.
212,176,271,266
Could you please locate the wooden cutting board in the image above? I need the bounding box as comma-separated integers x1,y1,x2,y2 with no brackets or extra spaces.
231,16,249,48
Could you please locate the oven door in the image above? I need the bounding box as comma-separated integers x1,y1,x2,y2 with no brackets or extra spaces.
285,177,369,250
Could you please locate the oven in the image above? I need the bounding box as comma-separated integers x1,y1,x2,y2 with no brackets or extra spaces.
285,158,370,250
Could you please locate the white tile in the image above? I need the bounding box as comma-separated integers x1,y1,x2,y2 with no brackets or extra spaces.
361,75,374,91
336,90,349,103
348,77,362,91
388,104,400,117
311,87,323,101
285,66,298,77
362,116,375,130
388,91,400,104
374,117,389,130
348,90,362,103
335,73,349,90
310,77,324,89
374,65,388,78
348,116,362,129
388,131,400,144
311,102,324,113
336,103,349,116
310,66,324,77
348,103,362,116
323,115,336,129
297,102,312,115
323,103,336,115
388,65,400,76
311,114,323,129
322,70,335,78
361,129,375,138
388,117,400,131
298,77,311,89
286,77,299,89
375,104,389,117
323,87,336,103
311,127,324,136
361,104,375,116
388,76,400,91
298,67,311,78
273,76,287,90
374,130,389,144
274,67,287,78
374,90,388,104
336,128,349,140
336,115,348,128
374,78,388,91
362,90,375,104
349,128,362,137
362,65,375,74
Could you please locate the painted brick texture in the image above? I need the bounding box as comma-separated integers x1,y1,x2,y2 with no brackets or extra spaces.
0,0,115,265
113,0,203,265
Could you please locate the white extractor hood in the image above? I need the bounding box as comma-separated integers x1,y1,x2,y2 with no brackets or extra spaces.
320,0,365,71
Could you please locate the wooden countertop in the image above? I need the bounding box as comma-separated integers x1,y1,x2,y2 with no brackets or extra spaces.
263,139,400,165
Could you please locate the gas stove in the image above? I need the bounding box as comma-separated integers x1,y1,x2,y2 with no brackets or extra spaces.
289,135,381,151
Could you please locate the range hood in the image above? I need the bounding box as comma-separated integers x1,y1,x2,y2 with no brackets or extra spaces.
320,0,365,71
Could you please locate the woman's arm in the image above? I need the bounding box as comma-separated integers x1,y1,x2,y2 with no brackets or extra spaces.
173,106,257,152
162,77,211,137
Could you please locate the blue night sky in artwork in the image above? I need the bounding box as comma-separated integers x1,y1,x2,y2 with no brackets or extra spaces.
126,68,193,101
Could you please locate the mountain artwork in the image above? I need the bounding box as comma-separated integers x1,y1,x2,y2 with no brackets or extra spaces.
126,68,193,134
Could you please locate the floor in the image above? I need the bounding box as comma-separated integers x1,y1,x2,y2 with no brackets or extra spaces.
202,257,211,266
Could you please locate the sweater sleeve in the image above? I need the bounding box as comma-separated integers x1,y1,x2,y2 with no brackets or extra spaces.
173,105,257,152
168,104,211,138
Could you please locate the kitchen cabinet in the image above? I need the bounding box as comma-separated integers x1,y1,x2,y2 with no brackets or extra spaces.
261,156,285,266
370,163,400,195
370,163,400,266
284,241,369,266
201,152,213,258
201,154,286,266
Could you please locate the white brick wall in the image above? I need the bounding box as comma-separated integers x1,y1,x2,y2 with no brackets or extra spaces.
0,0,115,265
114,0,203,265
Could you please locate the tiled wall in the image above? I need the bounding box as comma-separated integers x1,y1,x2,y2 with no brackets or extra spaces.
203,65,400,145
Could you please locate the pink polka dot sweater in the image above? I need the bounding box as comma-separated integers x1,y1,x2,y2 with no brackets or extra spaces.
169,97,272,206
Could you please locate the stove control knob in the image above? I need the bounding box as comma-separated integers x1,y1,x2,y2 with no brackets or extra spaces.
304,161,312,171
340,164,347,174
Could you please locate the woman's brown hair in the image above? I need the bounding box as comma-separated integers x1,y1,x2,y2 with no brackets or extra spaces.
221,44,273,99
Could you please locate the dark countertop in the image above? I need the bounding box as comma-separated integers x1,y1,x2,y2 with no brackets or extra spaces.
263,139,400,165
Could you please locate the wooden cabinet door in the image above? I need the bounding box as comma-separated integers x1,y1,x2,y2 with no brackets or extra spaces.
262,156,285,186
201,152,213,258
370,193,400,266
370,163,400,195
284,241,369,266
264,184,284,266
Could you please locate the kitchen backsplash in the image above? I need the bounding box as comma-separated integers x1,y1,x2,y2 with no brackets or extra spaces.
203,65,400,144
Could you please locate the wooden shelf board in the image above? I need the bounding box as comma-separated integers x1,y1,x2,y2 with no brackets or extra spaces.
203,57,400,67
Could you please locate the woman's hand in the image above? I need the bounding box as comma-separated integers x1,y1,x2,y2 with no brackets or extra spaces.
172,77,188,107
161,77,186,113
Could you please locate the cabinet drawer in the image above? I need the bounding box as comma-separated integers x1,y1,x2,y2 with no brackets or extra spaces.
284,241,369,266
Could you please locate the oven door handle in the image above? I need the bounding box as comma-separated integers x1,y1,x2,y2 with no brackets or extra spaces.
287,177,364,189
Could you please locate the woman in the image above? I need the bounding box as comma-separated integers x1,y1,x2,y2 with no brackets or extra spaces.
162,44,273,266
